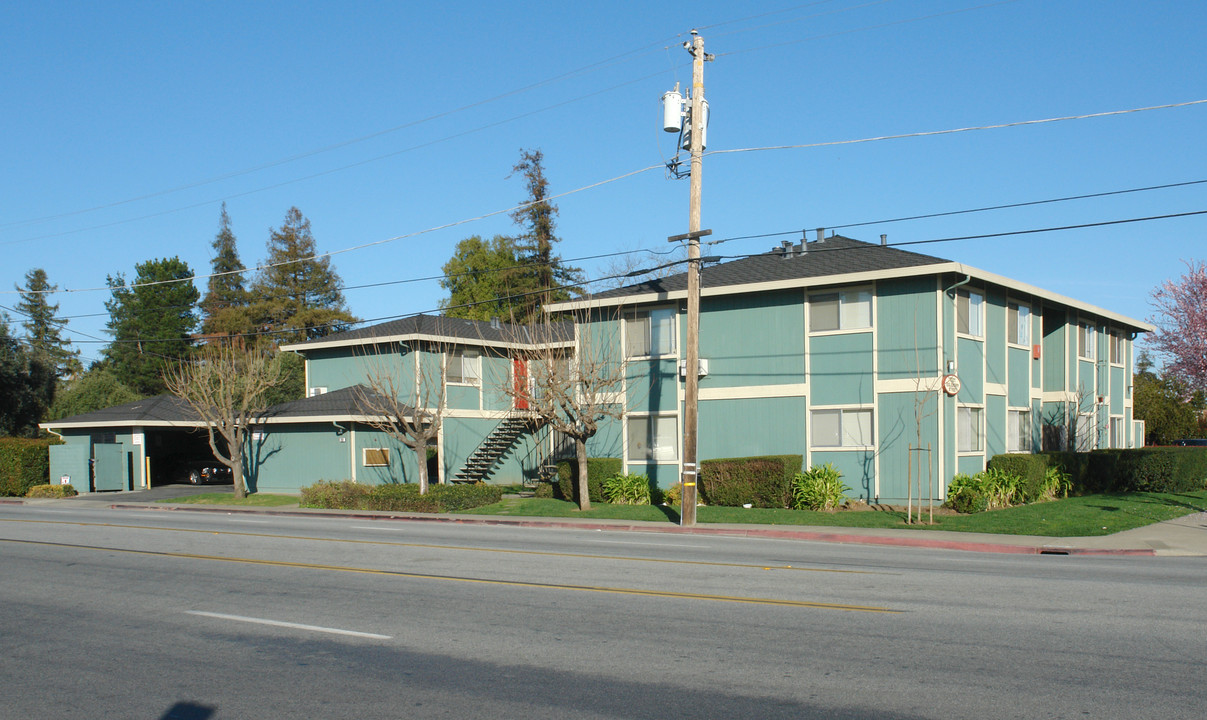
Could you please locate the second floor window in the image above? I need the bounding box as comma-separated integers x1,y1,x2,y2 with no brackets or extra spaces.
625,308,676,357
956,289,984,337
1008,302,1030,345
809,289,872,332
446,348,481,384
1078,323,1097,360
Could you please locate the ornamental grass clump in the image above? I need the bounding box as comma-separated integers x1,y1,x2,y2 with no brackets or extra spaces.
602,473,652,505
25,483,77,498
791,463,850,511
944,468,1028,513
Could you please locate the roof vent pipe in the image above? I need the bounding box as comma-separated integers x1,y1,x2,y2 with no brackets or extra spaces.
880,234,887,246
780,239,793,259
815,228,824,243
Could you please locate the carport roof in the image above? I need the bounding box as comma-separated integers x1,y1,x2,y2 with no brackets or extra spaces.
40,395,206,430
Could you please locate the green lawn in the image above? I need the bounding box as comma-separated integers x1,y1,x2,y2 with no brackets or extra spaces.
458,491,1207,537
155,493,299,508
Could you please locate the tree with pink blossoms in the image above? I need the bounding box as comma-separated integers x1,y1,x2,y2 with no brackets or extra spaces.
1148,260,1207,392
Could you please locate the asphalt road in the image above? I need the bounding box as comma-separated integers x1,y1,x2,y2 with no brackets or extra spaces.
2,503,1203,719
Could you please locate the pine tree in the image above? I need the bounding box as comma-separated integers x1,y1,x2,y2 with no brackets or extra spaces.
250,207,356,344
508,149,583,320
103,257,200,396
14,268,80,378
0,314,55,436
200,203,253,340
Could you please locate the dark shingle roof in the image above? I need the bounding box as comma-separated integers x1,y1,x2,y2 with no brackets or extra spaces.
42,394,204,427
588,235,949,301
259,385,408,421
286,313,572,350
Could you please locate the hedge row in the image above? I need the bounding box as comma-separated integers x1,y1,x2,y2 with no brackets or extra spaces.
299,480,504,512
554,458,623,504
988,448,1207,495
699,455,804,508
0,437,57,497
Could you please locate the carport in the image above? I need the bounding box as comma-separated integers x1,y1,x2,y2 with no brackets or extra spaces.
39,395,229,493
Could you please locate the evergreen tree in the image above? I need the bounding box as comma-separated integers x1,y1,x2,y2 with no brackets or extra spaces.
508,149,583,320
250,207,356,344
439,235,526,321
200,203,253,340
47,366,141,420
0,314,55,436
14,268,80,378
103,257,200,396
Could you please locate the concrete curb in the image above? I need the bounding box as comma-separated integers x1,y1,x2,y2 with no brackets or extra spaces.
101,502,1159,556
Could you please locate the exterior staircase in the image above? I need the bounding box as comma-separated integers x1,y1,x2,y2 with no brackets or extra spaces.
453,415,541,482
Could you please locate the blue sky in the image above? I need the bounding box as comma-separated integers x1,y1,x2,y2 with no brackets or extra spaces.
2,0,1203,364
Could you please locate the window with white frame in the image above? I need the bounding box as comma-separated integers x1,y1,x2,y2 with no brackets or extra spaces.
810,408,874,448
627,415,679,462
1109,416,1123,448
956,289,984,337
1078,322,1097,360
1075,412,1094,450
1007,302,1031,345
809,289,872,332
1109,330,1123,365
446,348,481,384
363,448,390,467
625,308,676,357
1007,410,1031,452
958,406,984,452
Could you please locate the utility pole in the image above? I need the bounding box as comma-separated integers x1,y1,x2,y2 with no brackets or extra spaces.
679,31,712,526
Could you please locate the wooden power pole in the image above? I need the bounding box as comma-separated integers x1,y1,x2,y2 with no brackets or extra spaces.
679,31,712,526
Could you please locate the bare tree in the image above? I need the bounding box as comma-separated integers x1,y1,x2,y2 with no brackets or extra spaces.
353,339,449,494
163,344,285,498
496,311,628,511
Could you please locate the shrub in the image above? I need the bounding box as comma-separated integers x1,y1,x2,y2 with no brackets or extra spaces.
944,473,988,514
0,437,57,497
428,483,504,512
791,463,850,511
25,483,77,498
988,453,1050,502
533,481,555,499
602,474,652,505
699,455,803,508
300,480,371,509
1032,466,1072,502
555,458,621,504
365,484,442,513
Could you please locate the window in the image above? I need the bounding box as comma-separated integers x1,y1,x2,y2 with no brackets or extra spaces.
625,308,676,357
809,289,872,332
1007,302,1031,345
363,448,390,467
1078,323,1097,360
627,416,678,461
1007,410,1031,452
958,406,983,452
446,349,481,384
810,408,874,448
956,289,984,337
1109,417,1123,448
1109,331,1123,365
1075,412,1094,450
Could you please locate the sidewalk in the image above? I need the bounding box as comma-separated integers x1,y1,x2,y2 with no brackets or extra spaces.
12,487,1206,557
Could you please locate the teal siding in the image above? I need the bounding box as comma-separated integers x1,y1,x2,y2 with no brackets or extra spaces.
1042,309,1066,392
446,384,480,410
628,359,677,413
1031,398,1043,452
481,354,514,412
49,436,92,493
442,416,547,485
248,423,353,493
625,464,679,489
985,289,1006,385
876,392,940,505
1077,360,1096,404
698,396,805,460
876,277,939,381
1110,366,1125,415
809,333,874,405
700,290,804,388
957,454,985,476
355,429,420,485
956,337,984,403
1031,307,1042,390
986,394,1006,457
308,346,411,393
585,414,623,459
1007,347,1030,407
810,450,874,502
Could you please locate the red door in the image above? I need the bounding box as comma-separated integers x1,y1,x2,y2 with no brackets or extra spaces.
513,359,529,410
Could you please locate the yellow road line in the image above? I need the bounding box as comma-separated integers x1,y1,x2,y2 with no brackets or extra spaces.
0,517,883,575
4,537,899,613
